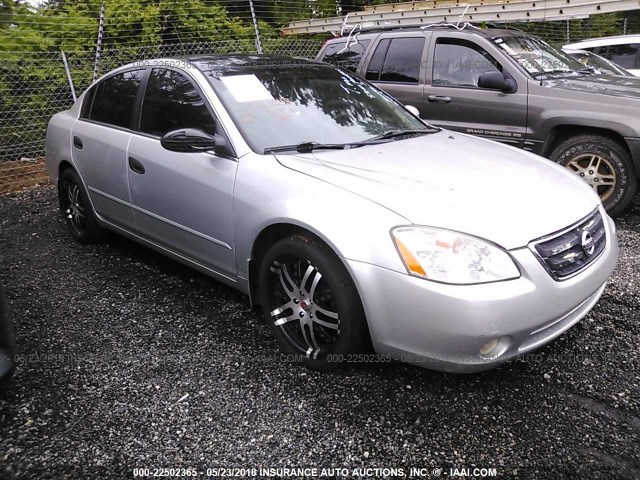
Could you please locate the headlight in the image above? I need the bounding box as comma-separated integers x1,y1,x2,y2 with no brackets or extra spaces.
391,226,520,284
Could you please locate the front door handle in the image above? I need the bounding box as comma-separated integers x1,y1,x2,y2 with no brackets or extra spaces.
128,156,145,175
427,95,452,103
73,136,83,149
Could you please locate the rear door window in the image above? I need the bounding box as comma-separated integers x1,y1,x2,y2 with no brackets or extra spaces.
320,39,371,72
84,69,144,128
365,39,391,81
381,37,425,83
366,37,425,83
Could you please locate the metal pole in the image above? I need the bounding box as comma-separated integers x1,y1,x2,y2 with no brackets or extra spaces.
93,1,105,82
566,20,570,43
623,17,628,35
61,50,77,102
249,0,263,54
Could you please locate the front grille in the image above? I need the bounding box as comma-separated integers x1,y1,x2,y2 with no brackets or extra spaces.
530,209,606,281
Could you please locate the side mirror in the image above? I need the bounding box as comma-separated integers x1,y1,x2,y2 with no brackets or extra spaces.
477,71,518,93
161,128,223,153
404,105,420,117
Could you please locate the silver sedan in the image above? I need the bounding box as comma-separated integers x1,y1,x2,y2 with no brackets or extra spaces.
45,55,618,372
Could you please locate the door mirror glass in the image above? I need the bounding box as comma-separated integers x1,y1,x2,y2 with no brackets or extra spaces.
161,128,219,153
477,71,517,93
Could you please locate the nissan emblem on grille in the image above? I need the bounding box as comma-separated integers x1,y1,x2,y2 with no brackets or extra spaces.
530,209,607,281
581,230,595,256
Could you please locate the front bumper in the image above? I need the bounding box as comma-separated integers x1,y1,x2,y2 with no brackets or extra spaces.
346,211,619,373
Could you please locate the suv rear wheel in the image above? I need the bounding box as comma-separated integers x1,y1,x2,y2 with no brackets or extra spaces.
550,134,637,217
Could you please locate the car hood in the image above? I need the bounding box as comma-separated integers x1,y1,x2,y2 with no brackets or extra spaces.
541,74,640,99
275,131,600,250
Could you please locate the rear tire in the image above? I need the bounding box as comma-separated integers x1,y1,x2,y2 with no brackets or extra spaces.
258,234,369,371
58,168,104,243
550,134,637,217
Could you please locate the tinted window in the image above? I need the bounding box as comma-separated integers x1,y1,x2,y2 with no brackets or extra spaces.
365,39,391,81
380,37,424,83
80,86,96,119
321,39,371,72
87,70,144,127
140,68,216,137
600,44,639,69
433,38,500,87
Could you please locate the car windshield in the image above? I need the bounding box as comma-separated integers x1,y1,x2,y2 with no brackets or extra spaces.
492,35,587,78
200,60,429,153
566,50,632,76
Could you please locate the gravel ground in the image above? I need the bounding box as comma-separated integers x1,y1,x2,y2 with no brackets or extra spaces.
0,187,638,480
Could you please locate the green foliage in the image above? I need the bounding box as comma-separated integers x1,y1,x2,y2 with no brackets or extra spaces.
0,0,638,162
0,0,263,161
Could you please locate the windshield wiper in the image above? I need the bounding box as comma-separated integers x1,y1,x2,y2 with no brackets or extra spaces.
263,128,440,154
358,128,440,145
264,141,355,154
531,69,580,79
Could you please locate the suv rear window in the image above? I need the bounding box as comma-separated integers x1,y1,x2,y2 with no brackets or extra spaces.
320,39,371,72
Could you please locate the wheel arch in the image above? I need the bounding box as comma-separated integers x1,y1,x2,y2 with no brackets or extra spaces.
56,160,75,208
542,125,637,177
248,221,374,356
58,159,74,177
248,222,352,308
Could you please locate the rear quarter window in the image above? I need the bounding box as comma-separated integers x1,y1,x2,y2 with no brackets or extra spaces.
319,39,371,72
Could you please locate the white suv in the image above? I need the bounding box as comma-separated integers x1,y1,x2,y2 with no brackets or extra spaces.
564,35,640,76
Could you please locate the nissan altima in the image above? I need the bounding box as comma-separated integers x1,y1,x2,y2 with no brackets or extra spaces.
45,55,618,372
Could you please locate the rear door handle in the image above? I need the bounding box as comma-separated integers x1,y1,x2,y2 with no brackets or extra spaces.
73,136,83,149
427,95,452,103
128,156,145,175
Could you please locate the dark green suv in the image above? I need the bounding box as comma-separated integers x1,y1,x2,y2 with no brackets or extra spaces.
317,25,640,216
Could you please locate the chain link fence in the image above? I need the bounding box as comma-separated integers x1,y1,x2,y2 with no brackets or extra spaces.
0,6,639,195
0,37,323,194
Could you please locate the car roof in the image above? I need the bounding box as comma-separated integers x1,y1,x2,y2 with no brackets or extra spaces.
186,54,331,77
562,48,592,54
564,34,640,48
109,55,324,78
323,25,533,43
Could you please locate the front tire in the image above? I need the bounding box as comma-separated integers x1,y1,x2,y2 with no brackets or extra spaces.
550,134,637,217
258,234,369,371
58,169,104,243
